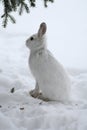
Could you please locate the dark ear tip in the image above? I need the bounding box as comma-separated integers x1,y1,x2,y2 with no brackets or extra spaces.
40,22,46,27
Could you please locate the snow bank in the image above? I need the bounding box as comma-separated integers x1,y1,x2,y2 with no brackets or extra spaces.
0,32,87,130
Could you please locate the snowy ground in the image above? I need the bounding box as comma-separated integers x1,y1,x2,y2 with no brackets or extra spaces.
0,32,87,130
0,0,87,129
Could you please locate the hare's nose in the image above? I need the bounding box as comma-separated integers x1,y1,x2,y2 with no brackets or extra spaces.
26,39,28,47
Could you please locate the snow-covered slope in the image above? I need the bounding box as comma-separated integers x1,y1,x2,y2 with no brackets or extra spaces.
0,0,87,129
0,32,87,130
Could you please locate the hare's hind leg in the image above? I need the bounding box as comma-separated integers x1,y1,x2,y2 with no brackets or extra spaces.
29,82,40,98
37,94,50,102
29,82,50,101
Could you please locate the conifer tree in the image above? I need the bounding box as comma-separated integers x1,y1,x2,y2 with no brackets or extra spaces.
0,0,54,27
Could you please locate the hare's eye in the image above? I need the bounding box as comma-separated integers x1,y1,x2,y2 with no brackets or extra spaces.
30,37,34,41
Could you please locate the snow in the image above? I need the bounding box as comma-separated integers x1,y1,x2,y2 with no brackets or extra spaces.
0,0,87,129
0,30,87,130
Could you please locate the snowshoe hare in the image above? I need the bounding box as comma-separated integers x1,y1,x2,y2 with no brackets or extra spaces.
26,22,71,102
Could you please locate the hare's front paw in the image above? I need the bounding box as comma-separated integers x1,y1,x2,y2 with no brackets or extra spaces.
29,89,40,98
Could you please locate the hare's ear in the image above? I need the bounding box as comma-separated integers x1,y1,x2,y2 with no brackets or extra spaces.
38,22,47,38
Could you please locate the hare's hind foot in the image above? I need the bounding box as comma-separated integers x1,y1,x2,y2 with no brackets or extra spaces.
37,94,50,102
30,90,50,101
29,82,40,98
29,89,40,98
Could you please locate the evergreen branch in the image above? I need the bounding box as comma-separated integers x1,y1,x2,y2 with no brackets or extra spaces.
16,0,20,6
49,0,54,2
8,14,16,23
19,3,23,15
10,0,17,11
19,1,29,15
2,14,8,28
1,0,54,28
44,0,54,7
23,2,29,13
44,0,48,7
3,0,12,12
29,0,36,7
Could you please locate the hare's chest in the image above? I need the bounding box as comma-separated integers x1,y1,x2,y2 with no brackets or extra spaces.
29,52,47,78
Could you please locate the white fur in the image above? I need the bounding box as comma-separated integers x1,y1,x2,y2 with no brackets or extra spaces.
26,23,71,102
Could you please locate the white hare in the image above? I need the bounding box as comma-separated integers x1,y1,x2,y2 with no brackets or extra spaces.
26,22,71,102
